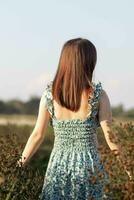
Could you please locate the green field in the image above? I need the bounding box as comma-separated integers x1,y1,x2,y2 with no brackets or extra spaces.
0,115,134,200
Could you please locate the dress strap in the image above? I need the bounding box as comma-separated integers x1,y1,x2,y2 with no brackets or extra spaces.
90,81,103,127
90,81,102,117
43,80,54,126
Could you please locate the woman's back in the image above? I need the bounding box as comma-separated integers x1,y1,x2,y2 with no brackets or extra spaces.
53,85,93,121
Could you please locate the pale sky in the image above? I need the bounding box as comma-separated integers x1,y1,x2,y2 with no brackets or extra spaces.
0,0,134,110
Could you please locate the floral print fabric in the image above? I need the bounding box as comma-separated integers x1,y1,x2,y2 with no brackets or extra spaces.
38,80,109,200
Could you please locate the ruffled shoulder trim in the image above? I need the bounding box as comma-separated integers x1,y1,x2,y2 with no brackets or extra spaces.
90,81,102,127
44,80,53,100
94,81,102,99
42,80,54,127
90,81,102,115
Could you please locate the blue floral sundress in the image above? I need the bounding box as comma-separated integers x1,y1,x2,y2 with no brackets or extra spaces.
38,80,109,200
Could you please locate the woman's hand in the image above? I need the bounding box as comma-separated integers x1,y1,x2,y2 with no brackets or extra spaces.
16,160,23,168
125,169,133,181
16,157,26,168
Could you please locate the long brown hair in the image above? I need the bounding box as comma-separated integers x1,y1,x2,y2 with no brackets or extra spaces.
52,37,97,112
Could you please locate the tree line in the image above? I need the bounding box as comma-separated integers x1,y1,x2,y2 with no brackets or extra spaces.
0,96,134,118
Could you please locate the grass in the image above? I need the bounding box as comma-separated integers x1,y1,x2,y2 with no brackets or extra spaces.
0,116,134,199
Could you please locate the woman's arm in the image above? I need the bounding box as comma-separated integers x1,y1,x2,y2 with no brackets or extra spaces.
17,91,51,167
98,89,132,180
98,89,119,152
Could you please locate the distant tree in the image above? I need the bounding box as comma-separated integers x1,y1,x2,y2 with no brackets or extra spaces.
5,100,24,114
23,96,40,115
111,104,124,117
0,100,6,113
124,108,134,118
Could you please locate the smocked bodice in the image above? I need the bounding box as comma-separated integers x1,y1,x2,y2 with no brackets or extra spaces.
42,80,103,152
